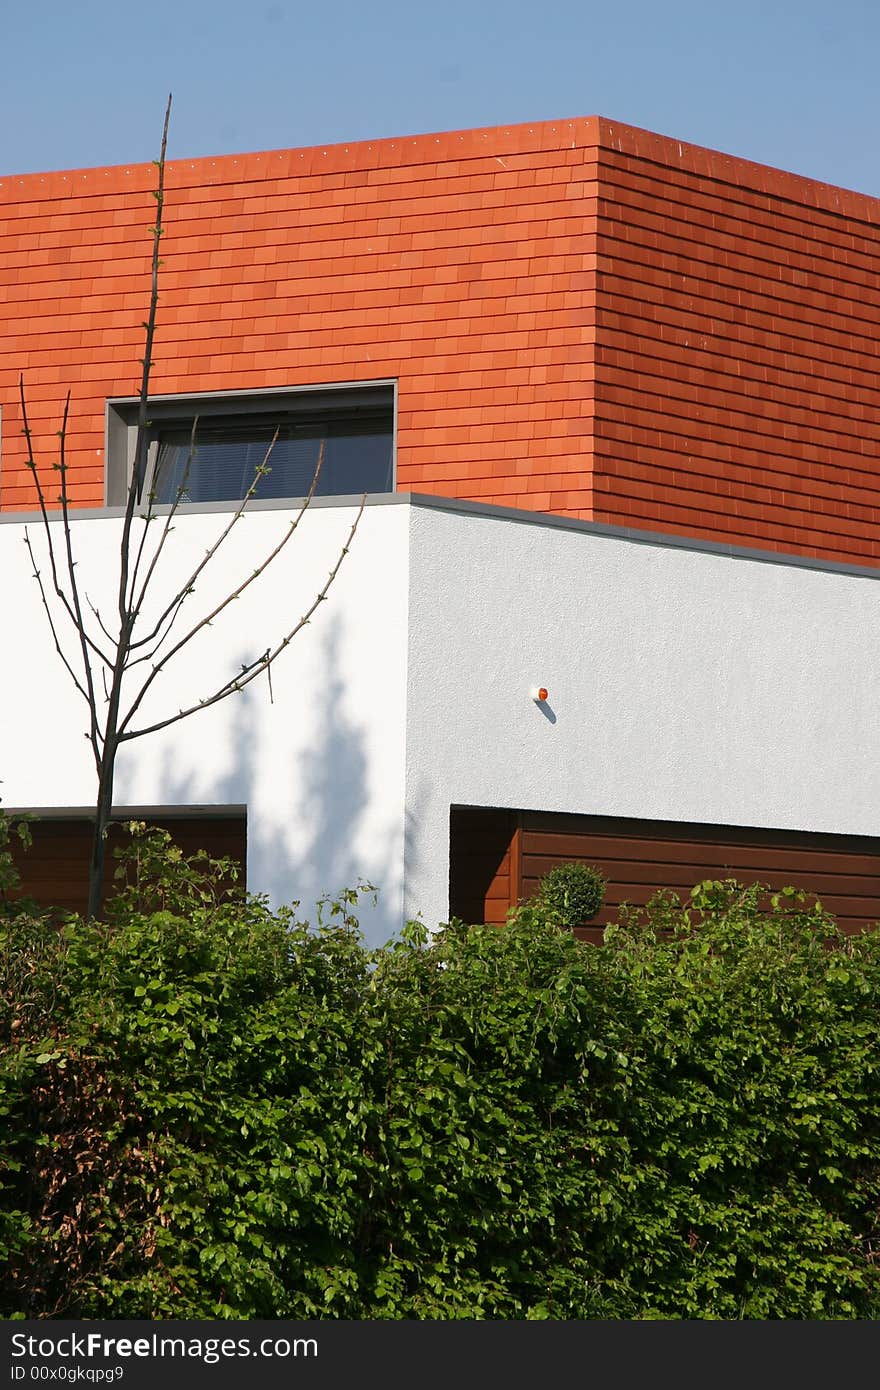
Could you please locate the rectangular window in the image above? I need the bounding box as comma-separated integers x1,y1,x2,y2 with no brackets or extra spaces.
106,382,395,507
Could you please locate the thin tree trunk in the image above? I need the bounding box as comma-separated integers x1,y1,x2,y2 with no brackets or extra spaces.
87,739,117,920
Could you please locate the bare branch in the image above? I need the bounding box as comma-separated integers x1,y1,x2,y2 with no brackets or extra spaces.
125,413,199,619
23,533,92,708
118,441,325,731
19,378,75,615
127,424,283,656
84,592,117,649
56,391,106,747
20,380,105,764
117,92,171,632
18,378,113,668
120,495,365,741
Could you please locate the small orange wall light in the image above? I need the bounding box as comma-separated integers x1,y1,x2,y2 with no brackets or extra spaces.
530,686,549,703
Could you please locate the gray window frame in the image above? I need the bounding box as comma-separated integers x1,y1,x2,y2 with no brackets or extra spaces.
104,379,397,507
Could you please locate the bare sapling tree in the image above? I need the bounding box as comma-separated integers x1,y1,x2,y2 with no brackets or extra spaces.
20,95,365,918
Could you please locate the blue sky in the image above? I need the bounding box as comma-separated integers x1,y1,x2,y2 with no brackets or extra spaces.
4,0,880,195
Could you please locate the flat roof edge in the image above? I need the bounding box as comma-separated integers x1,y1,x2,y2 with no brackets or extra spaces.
6,114,880,222
2,489,876,581
404,492,880,581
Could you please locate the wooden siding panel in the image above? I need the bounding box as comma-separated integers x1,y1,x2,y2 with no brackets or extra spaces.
519,830,880,878
448,806,517,925
450,807,880,935
519,812,880,935
7,812,246,916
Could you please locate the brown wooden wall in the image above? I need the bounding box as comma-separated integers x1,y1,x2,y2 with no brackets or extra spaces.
6,811,247,915
449,806,880,939
446,807,520,927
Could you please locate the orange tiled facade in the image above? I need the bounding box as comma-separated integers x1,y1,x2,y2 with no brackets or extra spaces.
2,116,879,564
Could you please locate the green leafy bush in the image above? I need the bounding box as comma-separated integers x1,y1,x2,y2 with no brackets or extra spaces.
0,806,31,910
2,824,880,1319
533,859,606,927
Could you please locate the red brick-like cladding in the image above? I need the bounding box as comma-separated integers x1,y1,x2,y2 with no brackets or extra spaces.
0,118,601,516
2,116,880,564
591,122,880,564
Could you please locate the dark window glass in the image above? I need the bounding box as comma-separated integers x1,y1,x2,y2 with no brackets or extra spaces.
150,416,393,504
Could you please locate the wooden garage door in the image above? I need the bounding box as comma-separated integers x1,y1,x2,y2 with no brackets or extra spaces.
6,810,247,916
449,807,880,939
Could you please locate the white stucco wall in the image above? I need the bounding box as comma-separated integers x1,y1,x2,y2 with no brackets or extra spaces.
402,502,880,927
0,500,410,945
4,495,880,941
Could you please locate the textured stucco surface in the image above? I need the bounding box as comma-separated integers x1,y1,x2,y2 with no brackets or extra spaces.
2,496,879,938
402,503,880,925
0,501,409,944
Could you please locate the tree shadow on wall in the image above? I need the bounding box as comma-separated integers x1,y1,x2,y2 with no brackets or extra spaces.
113,616,401,946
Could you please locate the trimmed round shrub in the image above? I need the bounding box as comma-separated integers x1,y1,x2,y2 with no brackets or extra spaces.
535,860,606,927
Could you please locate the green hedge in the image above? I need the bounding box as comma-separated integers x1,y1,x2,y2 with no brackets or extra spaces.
2,825,880,1318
